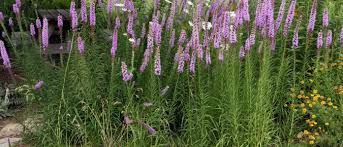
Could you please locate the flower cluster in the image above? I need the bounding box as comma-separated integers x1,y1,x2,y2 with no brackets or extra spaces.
287,81,339,145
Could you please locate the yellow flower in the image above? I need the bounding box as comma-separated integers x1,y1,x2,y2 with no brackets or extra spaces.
325,122,329,126
300,103,305,107
309,104,313,108
290,88,295,92
313,90,318,94
300,80,305,84
302,108,307,114
309,135,315,140
314,132,319,136
309,140,315,145
321,101,326,105
304,130,310,135
328,102,333,106
333,106,338,109
311,115,317,119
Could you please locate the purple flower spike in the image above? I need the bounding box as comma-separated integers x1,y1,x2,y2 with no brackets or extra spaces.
70,1,78,31
169,29,175,48
42,17,49,52
13,4,19,15
57,15,63,30
166,1,176,30
222,11,230,40
230,26,237,44
139,47,151,72
90,1,96,27
275,0,286,31
8,17,14,27
177,47,185,73
323,8,329,28
142,122,156,135
124,116,133,125
307,0,317,33
16,0,21,8
115,17,120,30
111,29,118,60
0,40,11,68
107,0,113,14
242,0,250,22
34,81,44,91
283,0,296,37
317,31,323,49
77,36,85,55
189,49,196,74
0,12,4,22
121,62,133,82
326,30,332,48
292,27,299,49
154,47,161,76
36,18,41,29
127,13,135,38
81,0,88,23
30,23,36,37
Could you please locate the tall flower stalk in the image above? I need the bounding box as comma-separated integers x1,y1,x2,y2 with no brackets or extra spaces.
0,12,17,56
0,40,16,84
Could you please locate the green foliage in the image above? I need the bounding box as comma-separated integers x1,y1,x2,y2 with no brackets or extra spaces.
1,0,342,146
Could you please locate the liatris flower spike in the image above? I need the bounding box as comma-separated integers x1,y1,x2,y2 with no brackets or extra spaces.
0,12,3,23
42,17,49,53
70,1,78,31
36,18,41,29
13,4,20,15
326,30,332,48
107,0,113,14
111,29,118,60
154,47,161,76
57,15,63,30
121,62,133,82
30,23,36,37
323,8,329,28
34,81,44,91
115,17,120,29
283,0,296,37
81,0,88,23
0,40,11,68
317,31,323,49
77,36,85,55
340,28,343,46
307,0,317,33
275,0,286,31
16,0,21,8
90,0,96,27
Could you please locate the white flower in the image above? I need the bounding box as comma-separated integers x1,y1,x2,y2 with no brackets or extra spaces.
187,1,194,6
129,38,135,43
202,22,212,30
164,0,172,4
121,8,128,12
114,3,124,7
188,21,194,27
184,9,189,14
123,33,128,36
